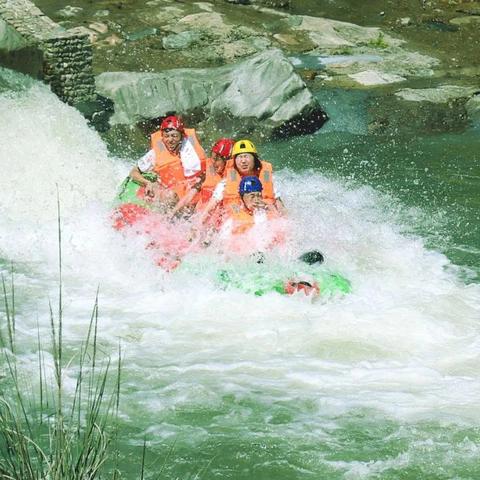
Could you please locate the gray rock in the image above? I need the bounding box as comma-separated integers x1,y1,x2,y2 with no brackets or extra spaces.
226,0,290,6
56,5,83,18
96,49,326,138
0,18,29,51
162,31,202,50
125,28,158,42
94,10,110,18
466,93,480,128
252,0,290,7
395,85,479,103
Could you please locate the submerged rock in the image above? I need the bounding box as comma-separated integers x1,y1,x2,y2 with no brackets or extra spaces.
395,85,479,103
96,49,326,138
367,84,480,135
466,94,480,128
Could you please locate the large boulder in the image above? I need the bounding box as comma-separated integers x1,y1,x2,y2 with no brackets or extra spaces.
96,49,327,139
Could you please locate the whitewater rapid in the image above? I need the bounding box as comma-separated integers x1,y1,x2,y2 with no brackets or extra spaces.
1,69,480,455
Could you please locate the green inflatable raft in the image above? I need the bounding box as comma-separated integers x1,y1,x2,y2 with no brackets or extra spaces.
178,252,351,299
115,172,157,207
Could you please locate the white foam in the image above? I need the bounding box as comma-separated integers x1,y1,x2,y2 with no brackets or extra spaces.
1,71,480,430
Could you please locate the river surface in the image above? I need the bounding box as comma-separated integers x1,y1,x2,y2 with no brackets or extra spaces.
1,63,480,480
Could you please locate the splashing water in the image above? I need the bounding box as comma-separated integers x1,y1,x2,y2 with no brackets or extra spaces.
1,68,480,479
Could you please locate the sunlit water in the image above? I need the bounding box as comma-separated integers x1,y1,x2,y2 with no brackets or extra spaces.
1,68,480,479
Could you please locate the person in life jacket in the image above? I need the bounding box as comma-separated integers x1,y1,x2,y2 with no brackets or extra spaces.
223,175,281,236
128,115,207,211
210,176,287,257
171,137,235,219
199,138,235,207
195,139,285,229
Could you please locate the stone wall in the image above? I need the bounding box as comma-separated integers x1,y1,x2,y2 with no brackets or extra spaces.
0,0,95,105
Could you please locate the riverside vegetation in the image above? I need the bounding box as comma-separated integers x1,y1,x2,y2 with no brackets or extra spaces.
0,206,165,479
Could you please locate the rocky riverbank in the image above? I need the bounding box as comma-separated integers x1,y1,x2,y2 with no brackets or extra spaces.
30,0,480,150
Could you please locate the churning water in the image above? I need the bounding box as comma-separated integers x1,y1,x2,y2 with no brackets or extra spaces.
1,68,480,479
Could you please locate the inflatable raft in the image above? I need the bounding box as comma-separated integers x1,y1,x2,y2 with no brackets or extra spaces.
178,254,351,300
113,175,351,299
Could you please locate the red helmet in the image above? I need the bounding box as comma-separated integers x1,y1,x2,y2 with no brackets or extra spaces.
160,115,185,133
211,138,235,159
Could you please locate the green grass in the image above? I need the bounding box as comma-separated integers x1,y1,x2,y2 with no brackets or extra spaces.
0,265,124,480
0,195,128,479
367,32,389,49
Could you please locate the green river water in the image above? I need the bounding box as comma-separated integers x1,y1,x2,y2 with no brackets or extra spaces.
1,1,480,479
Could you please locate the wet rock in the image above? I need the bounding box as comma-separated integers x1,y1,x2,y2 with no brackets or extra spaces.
272,15,442,85
106,34,123,46
286,15,403,50
94,10,110,18
466,94,480,128
226,0,290,6
349,70,405,85
450,15,480,25
89,22,109,34
194,2,215,12
289,49,439,88
56,5,83,18
395,85,479,103
252,0,290,6
160,11,272,62
74,94,114,132
398,17,412,26
0,18,30,51
162,31,202,50
455,7,480,16
221,36,272,60
125,28,158,42
422,18,459,32
96,49,326,138
174,12,231,35
273,33,301,46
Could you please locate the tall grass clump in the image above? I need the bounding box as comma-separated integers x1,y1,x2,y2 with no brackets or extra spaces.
0,270,123,480
0,195,123,480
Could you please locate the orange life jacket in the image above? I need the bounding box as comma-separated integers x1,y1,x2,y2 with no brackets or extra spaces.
222,160,275,207
197,157,225,208
150,128,206,200
227,204,280,236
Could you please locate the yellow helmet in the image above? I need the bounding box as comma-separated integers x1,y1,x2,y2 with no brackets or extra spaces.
232,139,257,157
